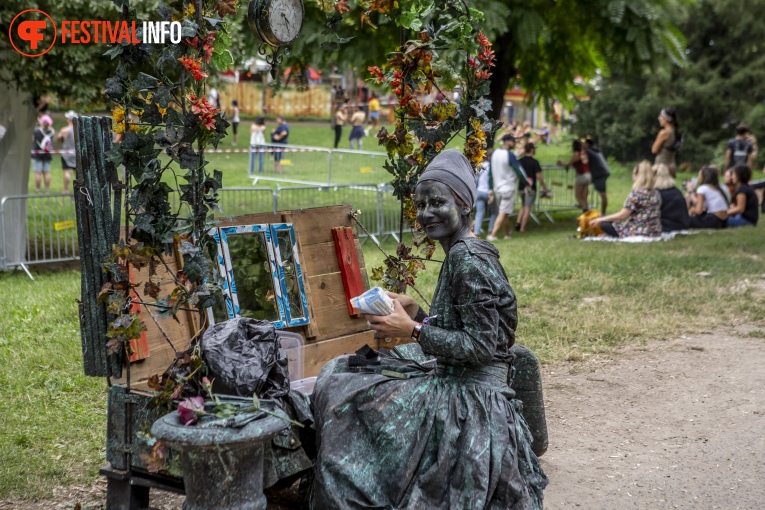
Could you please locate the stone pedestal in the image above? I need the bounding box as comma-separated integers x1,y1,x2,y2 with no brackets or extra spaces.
151,404,289,510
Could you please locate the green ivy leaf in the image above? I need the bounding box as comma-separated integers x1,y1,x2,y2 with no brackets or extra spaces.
210,48,234,71
132,72,159,91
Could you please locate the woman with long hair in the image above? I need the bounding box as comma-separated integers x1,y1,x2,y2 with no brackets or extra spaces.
726,164,759,227
652,107,680,177
688,165,728,229
654,164,690,232
591,160,662,237
557,139,591,212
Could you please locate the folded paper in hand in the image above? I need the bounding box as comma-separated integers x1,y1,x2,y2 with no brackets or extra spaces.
350,287,395,315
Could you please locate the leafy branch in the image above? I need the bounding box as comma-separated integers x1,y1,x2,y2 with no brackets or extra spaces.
321,0,501,293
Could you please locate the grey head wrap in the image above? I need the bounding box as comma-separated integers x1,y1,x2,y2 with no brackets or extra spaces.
416,149,476,209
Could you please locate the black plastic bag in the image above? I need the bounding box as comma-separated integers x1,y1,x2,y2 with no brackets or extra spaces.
201,317,290,399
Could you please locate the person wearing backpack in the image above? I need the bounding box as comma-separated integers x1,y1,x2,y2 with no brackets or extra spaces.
585,138,610,214
652,107,682,178
723,123,755,170
32,114,55,193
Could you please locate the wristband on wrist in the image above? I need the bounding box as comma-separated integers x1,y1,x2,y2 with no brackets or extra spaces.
411,323,423,341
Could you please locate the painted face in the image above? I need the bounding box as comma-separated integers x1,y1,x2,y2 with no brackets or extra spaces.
414,181,464,242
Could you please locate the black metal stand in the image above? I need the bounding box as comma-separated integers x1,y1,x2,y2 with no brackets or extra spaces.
101,464,184,510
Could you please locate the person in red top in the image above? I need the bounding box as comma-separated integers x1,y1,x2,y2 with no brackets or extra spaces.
557,139,591,212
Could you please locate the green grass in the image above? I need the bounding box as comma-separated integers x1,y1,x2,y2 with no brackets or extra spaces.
0,270,106,500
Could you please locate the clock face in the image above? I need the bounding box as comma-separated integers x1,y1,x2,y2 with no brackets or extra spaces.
267,0,303,46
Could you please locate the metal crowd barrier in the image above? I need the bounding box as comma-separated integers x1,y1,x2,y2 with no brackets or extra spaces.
2,162,598,276
534,165,601,221
0,193,79,278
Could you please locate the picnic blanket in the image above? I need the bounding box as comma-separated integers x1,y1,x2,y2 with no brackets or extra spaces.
582,230,700,243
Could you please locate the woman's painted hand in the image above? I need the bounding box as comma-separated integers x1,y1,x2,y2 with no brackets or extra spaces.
365,300,418,339
384,291,419,319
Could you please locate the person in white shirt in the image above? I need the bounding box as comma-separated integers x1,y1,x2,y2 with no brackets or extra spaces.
473,154,498,236
687,165,729,229
487,134,519,241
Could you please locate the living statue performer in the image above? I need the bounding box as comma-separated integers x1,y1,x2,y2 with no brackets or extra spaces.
311,149,548,509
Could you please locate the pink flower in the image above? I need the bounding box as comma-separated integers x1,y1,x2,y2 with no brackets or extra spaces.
177,396,205,426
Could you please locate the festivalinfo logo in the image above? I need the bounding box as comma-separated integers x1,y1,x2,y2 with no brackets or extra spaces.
9,9,183,58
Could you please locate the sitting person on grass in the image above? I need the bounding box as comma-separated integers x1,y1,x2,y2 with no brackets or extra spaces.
726,164,759,227
654,164,690,232
591,160,662,238
687,165,728,229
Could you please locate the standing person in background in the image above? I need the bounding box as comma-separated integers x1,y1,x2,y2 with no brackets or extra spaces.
487,134,521,241
348,106,366,150
473,151,497,236
249,116,266,176
270,115,289,174
724,124,755,169
365,93,380,136
57,110,77,194
652,107,681,177
230,99,240,145
557,139,591,212
517,142,549,233
333,104,347,149
726,164,759,227
32,114,55,193
687,165,728,229
585,138,610,214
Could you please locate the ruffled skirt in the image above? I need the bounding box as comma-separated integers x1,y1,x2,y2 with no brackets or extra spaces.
311,356,547,509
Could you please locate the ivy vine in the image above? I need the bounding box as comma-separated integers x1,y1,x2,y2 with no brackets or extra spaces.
100,0,237,406
323,0,500,292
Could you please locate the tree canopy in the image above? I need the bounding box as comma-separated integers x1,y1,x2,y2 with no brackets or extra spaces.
573,0,765,168
281,0,688,124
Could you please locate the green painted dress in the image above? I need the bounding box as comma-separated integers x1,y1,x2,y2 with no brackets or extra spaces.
312,237,547,509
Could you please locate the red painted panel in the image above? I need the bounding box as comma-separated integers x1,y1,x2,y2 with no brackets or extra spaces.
332,227,364,317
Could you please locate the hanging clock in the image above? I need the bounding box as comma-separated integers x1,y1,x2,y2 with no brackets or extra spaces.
248,0,305,48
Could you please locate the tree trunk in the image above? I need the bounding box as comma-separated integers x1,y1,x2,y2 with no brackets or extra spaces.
487,32,517,148
0,83,35,270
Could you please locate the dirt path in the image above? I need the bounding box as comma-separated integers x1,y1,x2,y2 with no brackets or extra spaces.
4,328,764,509
541,327,765,509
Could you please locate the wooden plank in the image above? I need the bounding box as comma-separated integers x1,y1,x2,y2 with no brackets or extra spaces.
300,239,364,277
332,227,365,317
301,330,375,377
308,273,359,313
284,205,356,246
216,211,284,227
113,255,195,385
